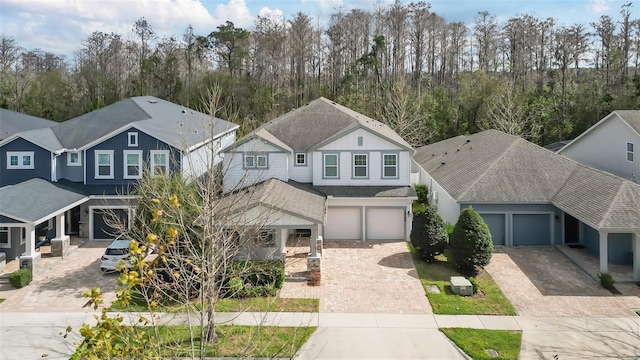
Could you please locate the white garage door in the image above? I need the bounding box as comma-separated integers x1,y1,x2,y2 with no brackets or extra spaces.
325,207,362,240
366,208,405,240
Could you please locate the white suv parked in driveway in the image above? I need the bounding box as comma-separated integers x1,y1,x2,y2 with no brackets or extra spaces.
100,239,132,271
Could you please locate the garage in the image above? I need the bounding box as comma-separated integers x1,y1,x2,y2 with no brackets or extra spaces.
512,213,551,246
325,207,362,240
480,213,506,246
92,208,129,240
366,207,405,240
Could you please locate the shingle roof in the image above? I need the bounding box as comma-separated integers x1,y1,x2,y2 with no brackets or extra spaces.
0,178,88,223
614,110,640,134
229,97,413,153
414,129,640,231
0,109,57,140
313,185,416,198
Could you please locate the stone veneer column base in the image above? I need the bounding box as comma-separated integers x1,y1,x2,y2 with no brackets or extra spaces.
19,252,41,279
51,236,70,258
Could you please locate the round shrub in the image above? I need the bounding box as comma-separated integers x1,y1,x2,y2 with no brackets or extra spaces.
9,269,32,288
598,273,615,289
410,206,448,262
449,207,493,274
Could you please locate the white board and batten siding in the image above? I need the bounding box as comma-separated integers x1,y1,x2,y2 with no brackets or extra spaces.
288,152,313,183
182,131,236,180
222,139,289,193
324,197,412,241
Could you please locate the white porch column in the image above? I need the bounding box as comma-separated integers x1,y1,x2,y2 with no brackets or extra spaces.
279,228,288,258
25,224,36,257
52,213,71,258
20,224,41,279
599,231,609,274
309,227,318,257
633,233,640,281
55,213,65,238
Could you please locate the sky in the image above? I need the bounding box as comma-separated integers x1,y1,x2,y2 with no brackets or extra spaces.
1,0,638,59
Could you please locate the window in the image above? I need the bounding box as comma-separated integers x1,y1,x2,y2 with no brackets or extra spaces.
383,154,398,178
150,150,169,175
257,155,268,168
95,150,114,179
353,154,368,178
128,132,138,147
123,150,142,179
295,153,307,166
0,227,9,248
627,142,634,162
67,151,81,166
324,154,339,178
254,230,276,247
6,151,34,169
244,155,255,168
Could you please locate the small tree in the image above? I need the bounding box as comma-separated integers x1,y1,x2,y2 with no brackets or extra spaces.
410,206,448,262
449,207,493,274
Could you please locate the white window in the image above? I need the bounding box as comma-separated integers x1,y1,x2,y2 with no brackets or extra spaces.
383,154,398,178
6,151,34,169
128,132,138,147
95,150,114,179
627,142,634,162
67,151,81,166
295,153,306,166
257,155,268,168
0,227,9,248
123,150,142,179
244,155,255,168
150,150,169,175
324,154,338,178
353,154,368,178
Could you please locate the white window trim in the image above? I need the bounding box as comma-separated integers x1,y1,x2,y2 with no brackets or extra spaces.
7,151,34,169
128,132,139,147
323,153,339,178
244,155,255,168
256,154,268,168
67,151,81,166
295,152,307,166
382,153,398,178
627,141,634,163
353,153,368,178
150,150,170,175
95,150,114,179
0,227,9,248
123,150,143,179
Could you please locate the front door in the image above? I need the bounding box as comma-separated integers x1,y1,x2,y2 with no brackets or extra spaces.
564,213,579,244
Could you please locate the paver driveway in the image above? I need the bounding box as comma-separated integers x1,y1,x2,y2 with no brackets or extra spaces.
280,241,432,314
486,247,640,317
0,241,119,312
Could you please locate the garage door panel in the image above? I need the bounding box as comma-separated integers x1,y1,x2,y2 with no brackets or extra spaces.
93,209,128,240
325,207,361,240
513,214,551,246
366,208,404,240
480,214,505,246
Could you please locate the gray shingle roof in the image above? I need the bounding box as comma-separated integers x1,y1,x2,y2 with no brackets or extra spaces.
0,178,88,223
0,109,57,140
313,185,416,198
614,110,640,134
230,97,413,153
414,129,640,231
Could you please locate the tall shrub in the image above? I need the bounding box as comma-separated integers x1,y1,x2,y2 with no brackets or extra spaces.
449,207,493,274
415,184,428,204
410,206,448,262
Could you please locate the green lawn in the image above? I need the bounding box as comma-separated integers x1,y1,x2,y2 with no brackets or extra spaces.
410,245,516,315
441,328,522,360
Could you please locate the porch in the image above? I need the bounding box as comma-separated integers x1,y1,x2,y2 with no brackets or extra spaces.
1,235,88,276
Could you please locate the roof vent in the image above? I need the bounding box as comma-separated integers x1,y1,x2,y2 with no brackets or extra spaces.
465,139,471,143
181,110,186,113
148,99,158,104
456,149,460,152
441,161,446,165
444,152,447,155
331,102,336,105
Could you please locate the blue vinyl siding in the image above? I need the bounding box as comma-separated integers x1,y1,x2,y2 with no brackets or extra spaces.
86,129,181,185
582,225,633,265
0,138,51,187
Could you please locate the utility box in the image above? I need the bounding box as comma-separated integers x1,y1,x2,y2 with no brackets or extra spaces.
450,276,473,296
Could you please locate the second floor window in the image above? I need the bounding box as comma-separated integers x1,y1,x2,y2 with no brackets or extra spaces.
244,155,255,168
383,154,398,178
257,155,267,168
627,142,634,162
95,150,114,179
244,153,268,169
324,154,338,178
295,153,306,166
151,150,169,175
7,151,34,169
353,154,368,178
124,150,142,179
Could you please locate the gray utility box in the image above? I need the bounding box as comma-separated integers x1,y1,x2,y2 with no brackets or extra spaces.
450,276,473,296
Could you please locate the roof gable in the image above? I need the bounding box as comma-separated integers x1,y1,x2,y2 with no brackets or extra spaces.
559,110,640,154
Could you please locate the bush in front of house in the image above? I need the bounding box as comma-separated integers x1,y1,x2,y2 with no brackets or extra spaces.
9,269,32,288
450,207,493,274
415,184,428,204
410,206,448,262
598,272,615,290
223,260,285,298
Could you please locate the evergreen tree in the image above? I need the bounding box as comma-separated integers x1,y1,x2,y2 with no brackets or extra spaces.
449,207,493,273
410,206,448,262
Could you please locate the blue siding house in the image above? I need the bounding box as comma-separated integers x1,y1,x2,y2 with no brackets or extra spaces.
0,97,238,276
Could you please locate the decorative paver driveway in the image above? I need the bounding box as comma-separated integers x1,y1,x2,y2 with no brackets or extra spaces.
280,241,432,314
0,241,118,312
486,247,640,317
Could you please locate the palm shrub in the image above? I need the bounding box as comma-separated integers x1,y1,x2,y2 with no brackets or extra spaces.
449,207,493,274
410,206,448,262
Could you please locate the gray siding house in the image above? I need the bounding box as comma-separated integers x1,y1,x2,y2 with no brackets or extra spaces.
413,130,640,281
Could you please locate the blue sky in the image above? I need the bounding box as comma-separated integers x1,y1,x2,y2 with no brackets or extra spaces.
0,0,636,58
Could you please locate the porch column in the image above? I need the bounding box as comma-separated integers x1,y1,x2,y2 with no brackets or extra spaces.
309,227,318,257
599,231,609,274
51,213,70,258
20,224,41,279
279,228,288,258
25,224,36,257
633,233,640,281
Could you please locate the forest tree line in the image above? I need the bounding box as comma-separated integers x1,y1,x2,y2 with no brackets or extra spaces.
3,1,640,146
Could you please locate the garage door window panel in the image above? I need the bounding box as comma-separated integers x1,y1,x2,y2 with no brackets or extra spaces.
353,154,368,178
324,153,339,178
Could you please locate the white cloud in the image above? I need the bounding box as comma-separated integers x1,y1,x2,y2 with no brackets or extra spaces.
258,7,284,22
590,0,611,13
213,0,253,28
